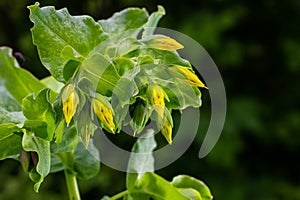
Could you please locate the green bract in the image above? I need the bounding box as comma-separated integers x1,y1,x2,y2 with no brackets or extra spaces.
0,2,211,199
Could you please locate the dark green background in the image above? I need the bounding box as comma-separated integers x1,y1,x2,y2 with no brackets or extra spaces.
1,0,300,199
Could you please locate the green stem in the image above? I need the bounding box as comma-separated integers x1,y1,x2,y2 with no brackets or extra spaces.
64,169,81,200
110,190,128,200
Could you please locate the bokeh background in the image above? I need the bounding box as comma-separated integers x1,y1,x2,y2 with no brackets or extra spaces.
1,0,300,199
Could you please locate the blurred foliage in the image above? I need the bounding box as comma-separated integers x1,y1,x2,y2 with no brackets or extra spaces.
1,0,300,199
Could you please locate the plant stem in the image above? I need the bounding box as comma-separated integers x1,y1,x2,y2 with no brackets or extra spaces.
110,190,128,200
64,169,81,200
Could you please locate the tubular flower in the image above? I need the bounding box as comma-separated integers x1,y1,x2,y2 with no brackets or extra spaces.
92,95,115,133
62,84,79,127
161,119,173,144
175,66,208,88
148,85,166,118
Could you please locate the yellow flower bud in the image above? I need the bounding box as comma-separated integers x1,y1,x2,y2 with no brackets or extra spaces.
92,94,115,133
175,66,208,88
161,119,173,144
148,85,166,118
62,84,79,127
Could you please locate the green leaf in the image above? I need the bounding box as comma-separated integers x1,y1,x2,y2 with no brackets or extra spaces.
0,82,22,112
114,57,135,76
0,107,25,126
28,2,108,81
0,124,22,160
177,188,203,200
50,153,65,173
50,126,79,153
41,76,64,94
143,6,165,37
0,47,46,103
63,60,80,82
22,131,51,192
100,8,148,43
126,131,156,190
22,89,55,141
73,140,100,180
135,172,189,200
141,48,191,67
81,53,118,96
116,38,141,56
171,175,213,200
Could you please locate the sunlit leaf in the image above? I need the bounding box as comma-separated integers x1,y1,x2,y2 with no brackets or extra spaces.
22,89,55,141
172,175,213,200
100,8,148,43
0,124,22,160
28,2,108,81
0,47,46,103
143,5,165,37
22,131,51,192
126,131,156,190
74,140,100,180
135,172,189,200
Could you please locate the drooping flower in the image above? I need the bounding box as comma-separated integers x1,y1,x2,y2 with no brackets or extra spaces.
61,84,79,127
130,100,150,135
173,66,208,88
92,94,115,133
161,118,173,144
148,85,167,118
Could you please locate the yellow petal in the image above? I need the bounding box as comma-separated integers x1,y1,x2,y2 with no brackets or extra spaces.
93,99,115,133
149,85,166,118
62,90,79,127
178,67,208,88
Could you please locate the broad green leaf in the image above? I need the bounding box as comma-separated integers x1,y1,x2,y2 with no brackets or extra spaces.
126,131,156,190
22,89,55,141
74,140,100,180
177,188,202,200
41,76,64,94
134,172,188,200
22,131,51,192
100,8,148,43
63,60,80,82
143,6,165,37
28,2,108,81
50,126,78,153
0,82,21,112
0,47,46,103
171,175,213,200
114,57,135,76
116,38,141,56
80,53,117,95
0,107,25,127
0,124,22,160
23,120,48,139
50,153,65,173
